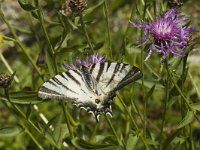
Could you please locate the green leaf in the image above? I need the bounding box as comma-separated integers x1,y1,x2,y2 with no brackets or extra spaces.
191,103,200,111
31,11,39,19
0,91,43,104
137,79,164,89
70,138,116,150
45,50,56,77
177,111,194,129
66,111,79,127
170,68,188,97
144,84,156,102
161,129,182,150
43,116,58,135
126,133,139,150
56,44,86,54
144,62,160,79
26,103,32,119
0,125,24,137
84,0,105,15
18,0,37,11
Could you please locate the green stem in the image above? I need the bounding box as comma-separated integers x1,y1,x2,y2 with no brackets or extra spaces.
189,124,195,150
188,70,200,99
35,0,57,74
0,8,42,77
117,93,149,150
103,0,112,58
131,96,144,123
140,0,148,139
35,0,54,55
80,13,94,52
119,1,136,60
168,73,190,108
160,62,170,138
89,124,98,143
141,0,153,20
104,114,124,147
166,64,200,123
17,41,43,76
21,123,44,150
4,90,47,149
0,52,20,83
61,102,74,139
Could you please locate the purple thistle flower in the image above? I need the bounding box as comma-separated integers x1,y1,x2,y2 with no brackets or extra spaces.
64,53,107,70
76,53,107,67
130,8,196,61
63,64,77,70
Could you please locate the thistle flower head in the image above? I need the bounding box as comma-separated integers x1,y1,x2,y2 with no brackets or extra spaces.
77,53,107,67
130,8,196,61
0,73,12,88
63,64,77,71
60,0,87,17
64,53,106,70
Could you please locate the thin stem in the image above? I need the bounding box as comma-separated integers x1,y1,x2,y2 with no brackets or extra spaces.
17,41,43,76
119,1,136,60
89,124,98,142
0,8,42,77
141,0,153,21
80,13,94,52
104,114,124,147
1,101,45,150
35,0,57,74
189,124,195,150
131,96,144,123
35,1,54,55
168,72,190,108
160,62,170,138
21,123,44,150
166,64,200,123
61,102,74,139
0,52,19,83
117,93,149,150
188,70,200,99
117,94,138,130
4,90,47,149
140,0,148,139
103,0,112,58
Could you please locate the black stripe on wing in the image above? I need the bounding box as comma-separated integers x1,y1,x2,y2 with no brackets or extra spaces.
106,63,121,87
64,71,81,85
52,76,77,94
81,65,97,93
96,63,105,82
39,86,65,97
106,62,111,72
89,62,142,93
114,66,142,91
38,70,83,100
38,84,68,99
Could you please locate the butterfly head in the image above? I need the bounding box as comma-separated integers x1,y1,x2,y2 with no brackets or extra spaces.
91,94,113,122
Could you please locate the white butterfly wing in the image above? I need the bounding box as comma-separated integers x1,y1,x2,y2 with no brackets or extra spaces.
38,69,95,104
38,62,142,121
89,62,142,94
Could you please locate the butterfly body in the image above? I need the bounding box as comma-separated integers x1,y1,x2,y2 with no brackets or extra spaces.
38,62,142,121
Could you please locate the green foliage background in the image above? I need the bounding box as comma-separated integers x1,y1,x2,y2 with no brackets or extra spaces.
0,0,200,149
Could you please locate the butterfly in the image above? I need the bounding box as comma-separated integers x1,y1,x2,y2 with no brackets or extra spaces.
38,62,142,121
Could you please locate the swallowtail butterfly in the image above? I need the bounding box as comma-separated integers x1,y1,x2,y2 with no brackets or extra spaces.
38,62,142,121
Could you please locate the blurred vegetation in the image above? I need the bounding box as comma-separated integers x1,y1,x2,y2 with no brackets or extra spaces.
0,0,200,149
